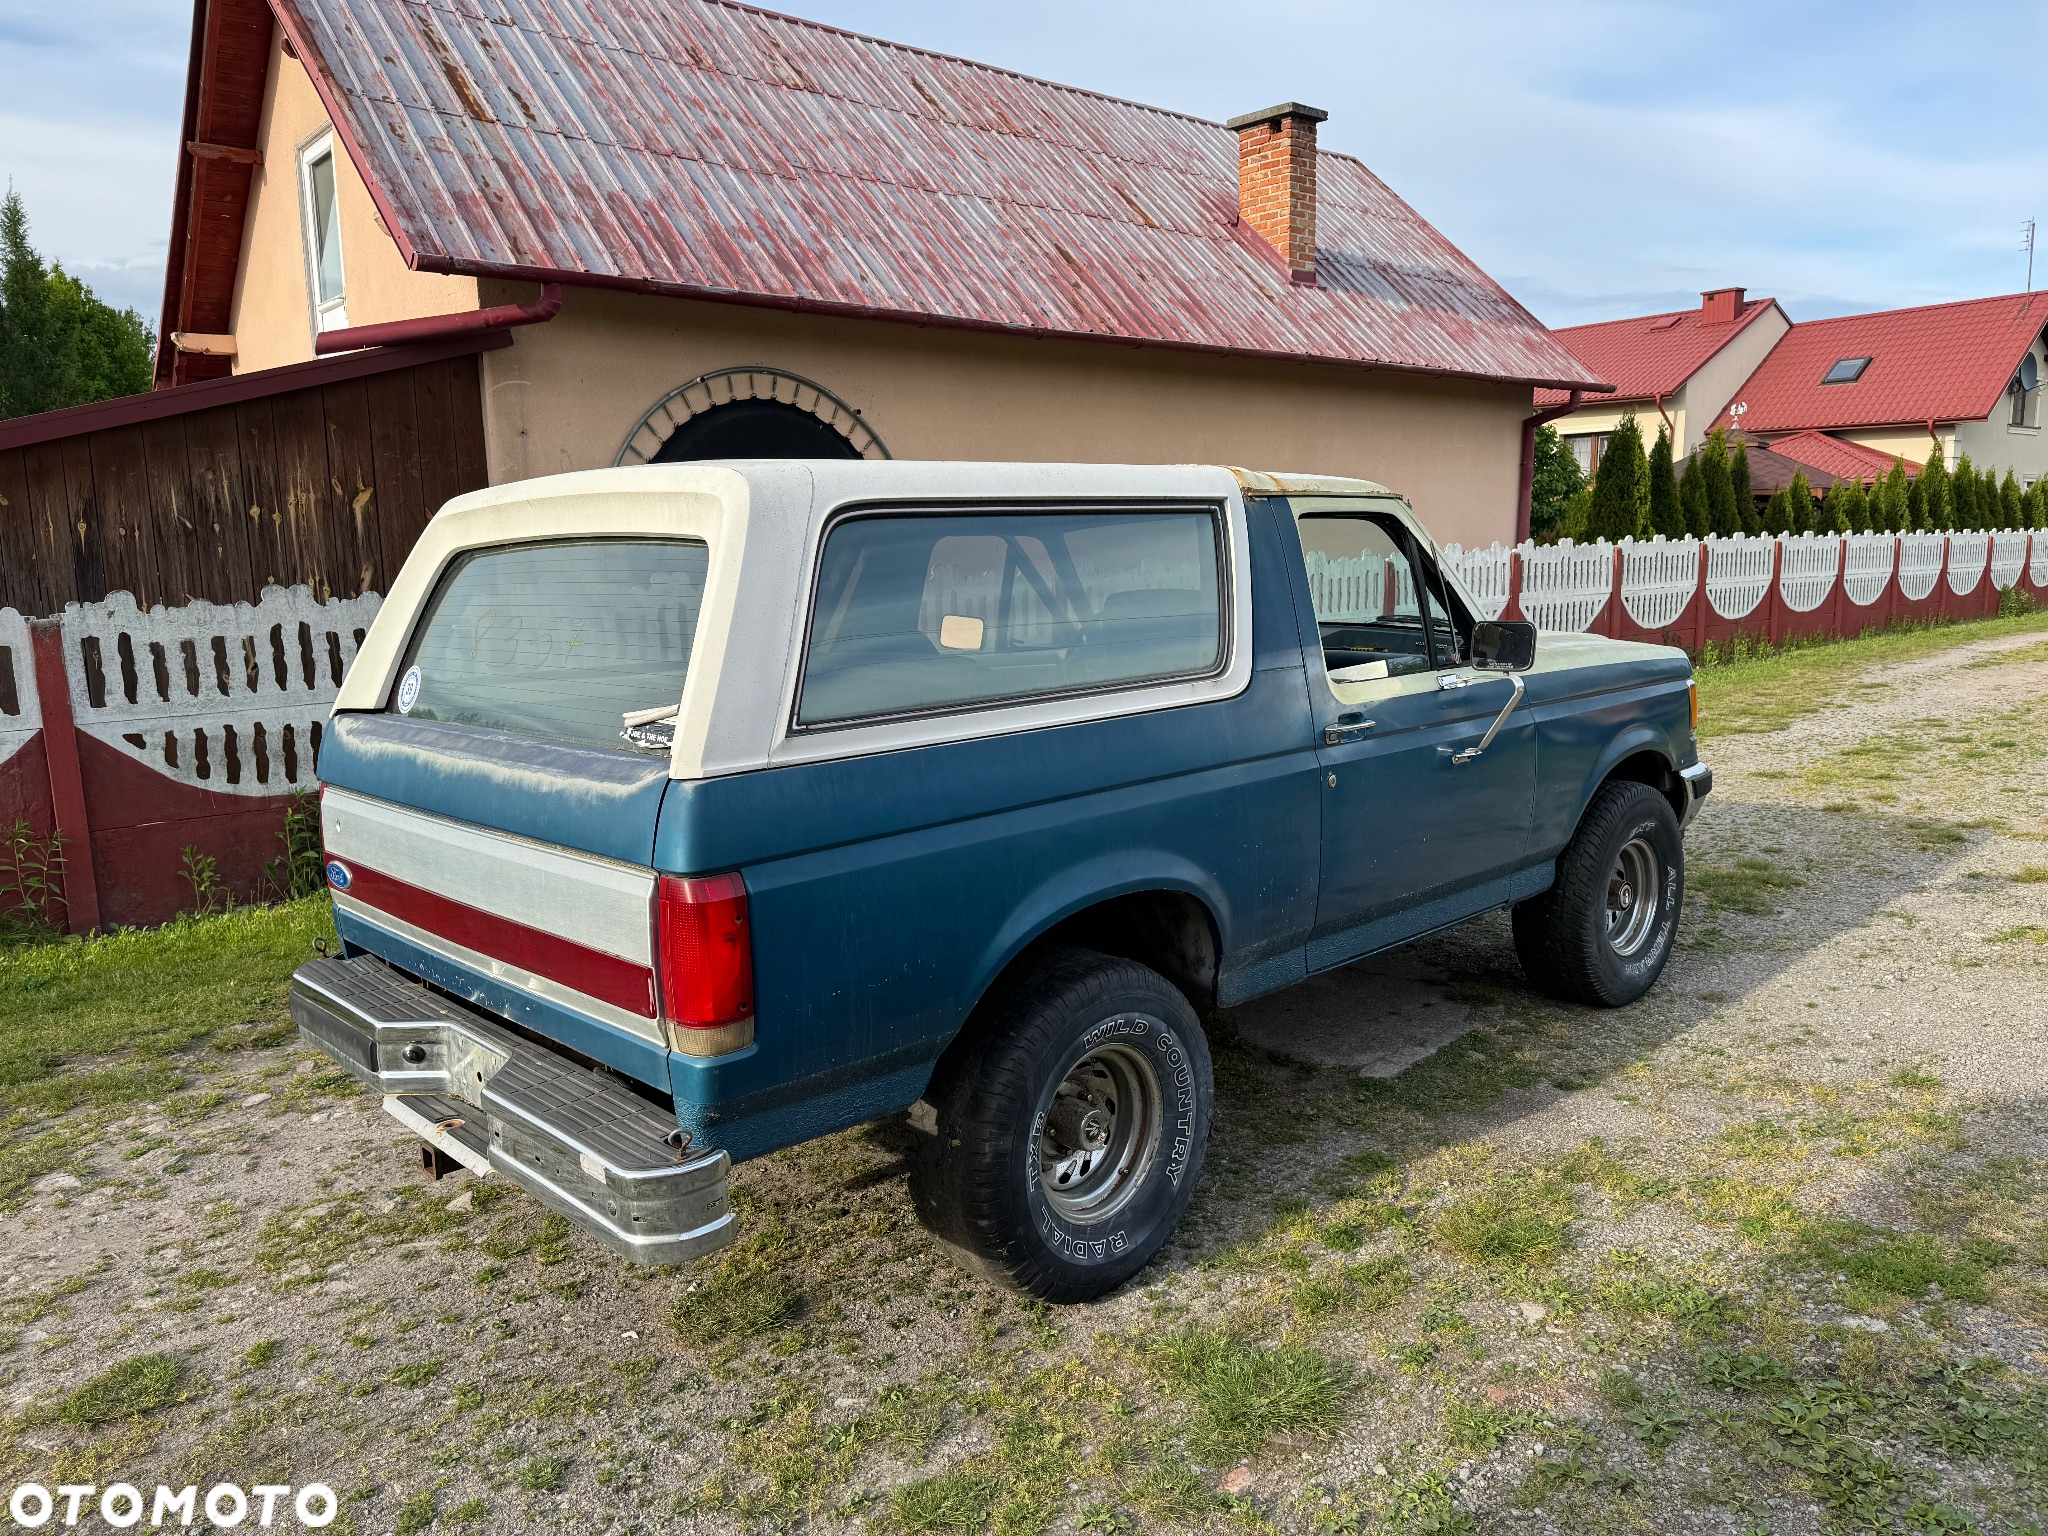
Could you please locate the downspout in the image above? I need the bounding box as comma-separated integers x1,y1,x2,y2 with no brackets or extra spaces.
1516,390,1584,544
1652,390,1675,438
1926,417,1944,468
314,283,563,355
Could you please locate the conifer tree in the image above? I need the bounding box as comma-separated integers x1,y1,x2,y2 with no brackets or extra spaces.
1907,469,1928,531
1646,423,1684,537
1731,441,1761,534
1880,460,1910,532
1528,424,1586,544
2027,478,2048,530
1587,409,1649,540
1920,450,1952,530
1678,453,1710,538
1700,431,1739,537
0,189,154,420
1951,454,1977,530
1761,485,1790,536
1998,468,2022,530
1787,469,1816,535
1826,478,1859,533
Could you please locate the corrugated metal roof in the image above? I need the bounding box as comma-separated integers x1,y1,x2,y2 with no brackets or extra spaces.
275,0,1605,389
1534,297,1779,406
1715,293,2048,432
1761,429,1919,485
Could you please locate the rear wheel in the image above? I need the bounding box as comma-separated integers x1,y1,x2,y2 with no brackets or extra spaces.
1513,781,1683,1007
909,949,1212,1302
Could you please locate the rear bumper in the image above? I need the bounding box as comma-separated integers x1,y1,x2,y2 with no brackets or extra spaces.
290,954,736,1266
1679,760,1713,829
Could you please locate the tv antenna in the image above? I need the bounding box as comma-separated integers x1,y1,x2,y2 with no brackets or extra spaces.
2026,219,2038,292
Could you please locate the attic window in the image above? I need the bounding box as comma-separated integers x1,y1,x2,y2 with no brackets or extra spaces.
1821,356,1870,385
297,133,347,334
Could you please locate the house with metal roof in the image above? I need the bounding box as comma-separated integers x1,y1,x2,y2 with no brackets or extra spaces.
154,0,1605,549
1710,293,2048,484
1535,287,1791,474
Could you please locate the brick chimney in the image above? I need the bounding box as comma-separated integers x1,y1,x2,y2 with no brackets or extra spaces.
1701,286,1747,325
1227,102,1329,283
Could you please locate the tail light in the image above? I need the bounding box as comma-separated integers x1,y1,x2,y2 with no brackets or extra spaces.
657,873,754,1049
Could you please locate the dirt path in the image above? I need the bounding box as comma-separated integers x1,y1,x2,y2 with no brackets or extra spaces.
3,627,2044,1536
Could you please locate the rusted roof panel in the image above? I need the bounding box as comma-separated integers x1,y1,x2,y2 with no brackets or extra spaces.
274,0,1605,389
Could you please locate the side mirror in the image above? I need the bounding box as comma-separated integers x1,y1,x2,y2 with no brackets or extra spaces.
1470,620,1537,673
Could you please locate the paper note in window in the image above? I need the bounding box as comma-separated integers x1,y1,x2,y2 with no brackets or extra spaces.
1329,659,1389,682
938,614,985,651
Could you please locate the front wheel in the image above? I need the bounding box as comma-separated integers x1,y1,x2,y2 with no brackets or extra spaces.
909,949,1212,1303
1513,780,1683,1007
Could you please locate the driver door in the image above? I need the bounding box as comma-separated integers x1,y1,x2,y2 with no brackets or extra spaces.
1289,507,1537,970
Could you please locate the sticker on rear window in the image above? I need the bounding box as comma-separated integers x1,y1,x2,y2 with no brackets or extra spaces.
396,665,422,714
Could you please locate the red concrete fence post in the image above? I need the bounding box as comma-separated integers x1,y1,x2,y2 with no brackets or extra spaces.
28,619,101,935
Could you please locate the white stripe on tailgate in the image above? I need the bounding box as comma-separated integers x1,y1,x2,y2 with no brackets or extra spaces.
323,788,655,965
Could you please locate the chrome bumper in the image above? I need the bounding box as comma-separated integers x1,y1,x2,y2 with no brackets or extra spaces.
1679,760,1713,829
290,955,736,1266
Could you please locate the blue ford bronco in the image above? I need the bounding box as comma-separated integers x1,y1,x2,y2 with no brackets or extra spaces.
291,462,1710,1302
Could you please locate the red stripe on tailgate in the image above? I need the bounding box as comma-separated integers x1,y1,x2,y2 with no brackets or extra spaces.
339,861,656,1018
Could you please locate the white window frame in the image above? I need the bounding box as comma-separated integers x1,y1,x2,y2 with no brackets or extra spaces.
296,131,348,336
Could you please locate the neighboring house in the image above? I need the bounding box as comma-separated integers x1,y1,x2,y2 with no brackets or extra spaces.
1536,287,1791,470
1712,293,2048,484
152,0,1604,552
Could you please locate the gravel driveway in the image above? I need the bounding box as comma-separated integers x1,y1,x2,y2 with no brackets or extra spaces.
3,624,2044,1535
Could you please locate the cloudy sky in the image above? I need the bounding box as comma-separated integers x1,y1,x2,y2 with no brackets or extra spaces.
4,0,2043,330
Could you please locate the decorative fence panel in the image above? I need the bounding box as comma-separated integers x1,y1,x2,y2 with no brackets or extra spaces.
1946,532,1990,596
1897,535,1946,601
1841,535,1896,607
1304,551,1416,622
1619,538,1700,631
0,607,39,773
1518,540,1613,632
1989,532,2028,590
2034,535,2048,588
62,587,381,796
1778,535,1842,613
1441,544,1513,621
1706,536,1774,621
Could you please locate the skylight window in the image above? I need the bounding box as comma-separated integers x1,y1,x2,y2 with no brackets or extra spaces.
1821,356,1871,385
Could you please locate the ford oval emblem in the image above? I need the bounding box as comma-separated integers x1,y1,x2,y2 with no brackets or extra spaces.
326,860,353,892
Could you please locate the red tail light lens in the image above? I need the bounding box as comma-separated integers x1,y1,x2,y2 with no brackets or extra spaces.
657,872,754,1029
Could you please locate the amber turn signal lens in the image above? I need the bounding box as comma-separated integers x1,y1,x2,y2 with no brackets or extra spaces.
1689,680,1700,732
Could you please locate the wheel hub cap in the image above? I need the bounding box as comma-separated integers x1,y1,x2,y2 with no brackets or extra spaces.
1037,1039,1163,1224
1605,836,1661,958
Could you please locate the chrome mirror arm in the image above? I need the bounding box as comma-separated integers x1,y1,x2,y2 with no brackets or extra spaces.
1450,673,1525,766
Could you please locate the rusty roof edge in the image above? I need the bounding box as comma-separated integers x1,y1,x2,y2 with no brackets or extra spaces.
269,0,427,273
440,255,1612,393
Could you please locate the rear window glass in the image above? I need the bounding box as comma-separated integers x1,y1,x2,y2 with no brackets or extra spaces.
798,508,1223,726
394,540,707,752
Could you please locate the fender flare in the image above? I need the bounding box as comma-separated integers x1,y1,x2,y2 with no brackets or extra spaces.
1569,724,1680,832
956,851,1230,1034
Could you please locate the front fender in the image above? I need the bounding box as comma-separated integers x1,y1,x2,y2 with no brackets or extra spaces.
960,851,1230,1025
1570,722,1681,829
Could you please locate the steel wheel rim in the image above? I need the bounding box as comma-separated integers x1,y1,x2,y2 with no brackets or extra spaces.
1605,836,1661,957
1037,1038,1162,1224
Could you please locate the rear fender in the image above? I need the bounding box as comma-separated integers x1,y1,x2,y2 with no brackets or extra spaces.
960,853,1229,1032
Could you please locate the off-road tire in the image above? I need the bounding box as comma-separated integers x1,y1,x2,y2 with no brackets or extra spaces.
908,948,1212,1303
1513,781,1683,1007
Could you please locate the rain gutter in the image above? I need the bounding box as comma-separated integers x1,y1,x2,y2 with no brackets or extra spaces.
314,284,562,356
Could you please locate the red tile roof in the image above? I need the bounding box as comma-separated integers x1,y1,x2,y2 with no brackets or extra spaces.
1717,293,2048,432
1534,297,1779,406
1762,430,1919,486
254,0,1603,390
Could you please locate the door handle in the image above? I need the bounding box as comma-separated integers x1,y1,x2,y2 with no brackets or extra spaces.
1322,713,1376,746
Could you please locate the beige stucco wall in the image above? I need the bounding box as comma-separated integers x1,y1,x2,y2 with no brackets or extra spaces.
1549,307,1794,459
474,283,1532,548
227,28,476,374
1682,305,1791,452
1835,426,1953,472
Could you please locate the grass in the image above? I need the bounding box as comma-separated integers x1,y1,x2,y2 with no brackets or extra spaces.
1693,605,2048,738
1432,1178,1575,1266
1146,1328,1349,1461
1689,856,1805,915
0,897,332,1119
60,1352,193,1425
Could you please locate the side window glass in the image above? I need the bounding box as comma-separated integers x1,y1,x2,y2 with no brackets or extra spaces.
800,508,1223,726
1298,515,1434,682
